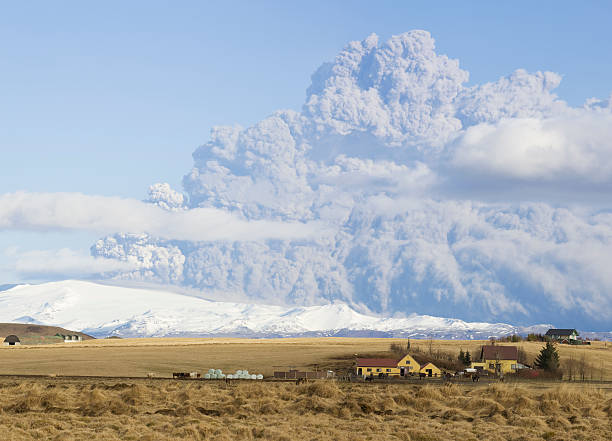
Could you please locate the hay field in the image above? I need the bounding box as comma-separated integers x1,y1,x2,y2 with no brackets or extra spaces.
0,378,610,441
0,337,610,379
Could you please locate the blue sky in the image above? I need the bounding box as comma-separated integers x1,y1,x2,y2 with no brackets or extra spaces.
2,1,612,198
1,0,612,330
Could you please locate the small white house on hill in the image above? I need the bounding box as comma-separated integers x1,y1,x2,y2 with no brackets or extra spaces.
545,329,578,342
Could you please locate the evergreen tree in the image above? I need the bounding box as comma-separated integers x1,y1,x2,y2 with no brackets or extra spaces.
457,349,472,366
534,341,560,371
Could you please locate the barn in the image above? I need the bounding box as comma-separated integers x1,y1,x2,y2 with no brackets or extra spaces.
3,335,21,346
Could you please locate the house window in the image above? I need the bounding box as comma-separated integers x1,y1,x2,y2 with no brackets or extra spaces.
386,369,391,372
408,366,412,370
511,364,517,370
367,368,372,372
376,369,381,372
406,361,410,364
489,363,495,369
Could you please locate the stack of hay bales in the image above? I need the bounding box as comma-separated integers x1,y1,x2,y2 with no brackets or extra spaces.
203,369,263,380
204,369,226,379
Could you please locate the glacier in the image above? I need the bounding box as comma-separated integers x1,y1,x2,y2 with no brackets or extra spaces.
0,280,553,339
89,31,612,330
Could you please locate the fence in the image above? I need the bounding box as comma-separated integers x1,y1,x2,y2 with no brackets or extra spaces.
273,370,332,379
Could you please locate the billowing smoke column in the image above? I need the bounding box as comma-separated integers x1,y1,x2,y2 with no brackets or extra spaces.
92,31,612,329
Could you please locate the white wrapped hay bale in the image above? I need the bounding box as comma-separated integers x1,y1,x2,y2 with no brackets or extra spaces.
256,374,263,380
204,374,211,379
214,369,222,376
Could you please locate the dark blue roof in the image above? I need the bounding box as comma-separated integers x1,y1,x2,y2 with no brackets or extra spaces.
545,329,578,336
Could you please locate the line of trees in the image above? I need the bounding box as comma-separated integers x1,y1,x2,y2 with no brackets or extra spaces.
563,352,602,380
494,333,547,343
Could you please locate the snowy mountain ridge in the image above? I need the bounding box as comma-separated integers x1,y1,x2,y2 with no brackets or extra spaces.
0,280,555,339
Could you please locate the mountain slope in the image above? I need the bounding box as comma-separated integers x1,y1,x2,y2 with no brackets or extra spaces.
0,280,552,339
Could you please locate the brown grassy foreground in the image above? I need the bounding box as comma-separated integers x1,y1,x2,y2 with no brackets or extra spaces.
1,337,611,379
0,378,610,441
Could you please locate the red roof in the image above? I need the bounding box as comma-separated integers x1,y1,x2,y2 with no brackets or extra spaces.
356,358,399,367
481,345,518,361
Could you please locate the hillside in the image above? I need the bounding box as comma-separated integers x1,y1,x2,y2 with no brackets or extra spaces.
0,323,94,344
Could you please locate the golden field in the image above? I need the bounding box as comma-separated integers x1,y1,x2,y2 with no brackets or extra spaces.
0,338,611,440
0,337,610,380
0,378,610,441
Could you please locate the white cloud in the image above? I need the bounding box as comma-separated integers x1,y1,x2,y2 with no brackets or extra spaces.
5,248,139,278
0,191,325,241
452,113,612,183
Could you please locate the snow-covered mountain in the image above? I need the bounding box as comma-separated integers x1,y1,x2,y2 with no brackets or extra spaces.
89,31,612,331
0,280,552,339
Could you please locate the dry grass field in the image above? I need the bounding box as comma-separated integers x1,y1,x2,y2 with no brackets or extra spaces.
0,378,610,441
0,337,610,380
0,338,611,440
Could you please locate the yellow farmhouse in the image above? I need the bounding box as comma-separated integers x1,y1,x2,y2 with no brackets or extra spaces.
356,354,420,377
471,345,519,375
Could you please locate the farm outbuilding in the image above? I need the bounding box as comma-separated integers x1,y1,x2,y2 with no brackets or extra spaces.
3,335,20,346
55,334,82,342
419,362,441,377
